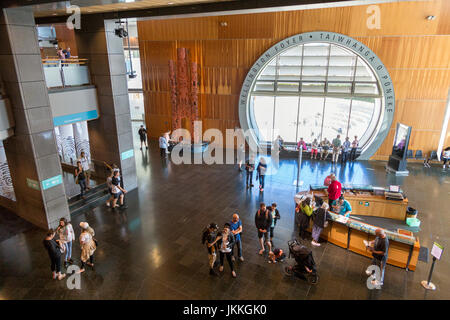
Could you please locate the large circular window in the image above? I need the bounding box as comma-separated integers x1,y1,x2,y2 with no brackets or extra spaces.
239,32,395,160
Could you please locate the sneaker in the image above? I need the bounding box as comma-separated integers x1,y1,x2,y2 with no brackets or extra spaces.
219,266,224,272
231,271,237,278
106,202,110,207
140,147,142,150
239,256,244,262
57,274,66,281
250,184,254,187
311,240,321,247
146,146,148,149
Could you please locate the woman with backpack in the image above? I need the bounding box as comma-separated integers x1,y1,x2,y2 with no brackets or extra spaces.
312,203,330,247
256,157,267,192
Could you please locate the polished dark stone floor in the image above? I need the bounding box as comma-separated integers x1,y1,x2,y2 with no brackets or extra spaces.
0,130,449,299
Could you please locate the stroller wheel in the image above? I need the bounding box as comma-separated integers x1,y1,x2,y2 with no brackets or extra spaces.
283,266,294,277
307,273,319,285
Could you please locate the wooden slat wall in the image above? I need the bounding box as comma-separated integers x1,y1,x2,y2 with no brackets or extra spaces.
53,24,78,56
138,0,450,156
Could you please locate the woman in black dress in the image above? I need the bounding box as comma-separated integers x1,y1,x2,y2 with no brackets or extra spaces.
43,229,66,280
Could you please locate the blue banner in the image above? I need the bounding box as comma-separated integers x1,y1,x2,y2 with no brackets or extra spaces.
53,110,98,127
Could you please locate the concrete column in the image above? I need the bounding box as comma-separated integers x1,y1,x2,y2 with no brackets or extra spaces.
75,18,137,190
0,7,70,229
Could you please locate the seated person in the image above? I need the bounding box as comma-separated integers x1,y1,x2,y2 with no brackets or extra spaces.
268,248,286,263
332,195,352,217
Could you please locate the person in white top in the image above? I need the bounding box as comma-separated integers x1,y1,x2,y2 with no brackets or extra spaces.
78,151,91,189
56,217,75,266
443,148,450,169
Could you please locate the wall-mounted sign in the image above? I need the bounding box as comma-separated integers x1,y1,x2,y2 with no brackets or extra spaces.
53,110,98,127
49,87,99,127
121,149,134,161
41,174,63,190
26,178,40,191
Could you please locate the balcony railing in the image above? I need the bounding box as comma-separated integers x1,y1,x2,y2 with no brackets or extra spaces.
43,58,90,88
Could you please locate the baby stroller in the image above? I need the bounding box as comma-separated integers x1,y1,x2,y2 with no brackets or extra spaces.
283,239,319,285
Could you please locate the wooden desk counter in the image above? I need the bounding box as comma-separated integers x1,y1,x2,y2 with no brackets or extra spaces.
311,190,408,221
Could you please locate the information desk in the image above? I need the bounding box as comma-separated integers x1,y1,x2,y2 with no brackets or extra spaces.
295,192,420,270
310,186,409,221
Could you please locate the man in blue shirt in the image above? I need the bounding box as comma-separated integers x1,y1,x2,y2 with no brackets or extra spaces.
332,196,352,217
230,214,244,262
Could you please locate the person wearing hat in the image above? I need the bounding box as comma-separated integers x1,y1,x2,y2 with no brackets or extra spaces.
79,222,96,273
202,223,220,276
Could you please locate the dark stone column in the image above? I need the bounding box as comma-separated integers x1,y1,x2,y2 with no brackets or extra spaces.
75,17,137,190
0,7,70,229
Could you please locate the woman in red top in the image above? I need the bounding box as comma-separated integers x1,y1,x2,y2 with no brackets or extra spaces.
327,175,342,207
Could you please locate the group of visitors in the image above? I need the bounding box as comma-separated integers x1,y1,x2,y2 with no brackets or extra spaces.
277,135,359,163
43,219,97,280
203,202,281,278
57,47,71,60
244,156,268,192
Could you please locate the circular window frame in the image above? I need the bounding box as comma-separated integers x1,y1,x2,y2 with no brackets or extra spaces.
238,31,395,160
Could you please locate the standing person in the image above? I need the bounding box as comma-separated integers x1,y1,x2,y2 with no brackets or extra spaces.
245,156,255,188
79,222,96,273
138,125,148,150
65,47,71,58
75,161,87,199
202,223,220,276
57,48,65,59
442,147,450,169
365,229,389,287
105,169,114,207
217,223,237,278
297,137,307,151
255,203,273,255
159,134,168,157
326,174,342,207
78,151,91,189
256,157,267,192
164,131,173,154
56,218,75,267
350,135,359,161
331,135,342,164
230,214,244,262
320,138,330,160
111,170,127,208
269,203,281,245
311,138,319,159
276,135,284,151
237,143,245,172
43,229,66,280
297,197,314,240
341,137,351,163
311,203,330,246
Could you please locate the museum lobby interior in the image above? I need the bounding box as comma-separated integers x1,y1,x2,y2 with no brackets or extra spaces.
0,0,449,301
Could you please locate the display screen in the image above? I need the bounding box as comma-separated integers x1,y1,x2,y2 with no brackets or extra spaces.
392,123,410,158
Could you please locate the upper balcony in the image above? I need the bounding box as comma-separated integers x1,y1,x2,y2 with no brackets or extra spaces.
42,57,91,89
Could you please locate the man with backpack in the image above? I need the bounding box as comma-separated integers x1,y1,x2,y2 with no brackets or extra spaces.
202,223,220,276
255,203,273,255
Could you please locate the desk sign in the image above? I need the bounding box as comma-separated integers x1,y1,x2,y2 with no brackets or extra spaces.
431,242,444,260
26,178,40,191
121,149,134,161
41,175,63,190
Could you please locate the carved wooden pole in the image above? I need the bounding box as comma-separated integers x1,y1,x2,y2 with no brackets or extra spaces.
190,61,199,143
177,48,190,138
168,60,178,131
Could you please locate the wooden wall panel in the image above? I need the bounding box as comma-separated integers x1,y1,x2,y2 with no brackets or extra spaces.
139,0,450,156
54,24,78,56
